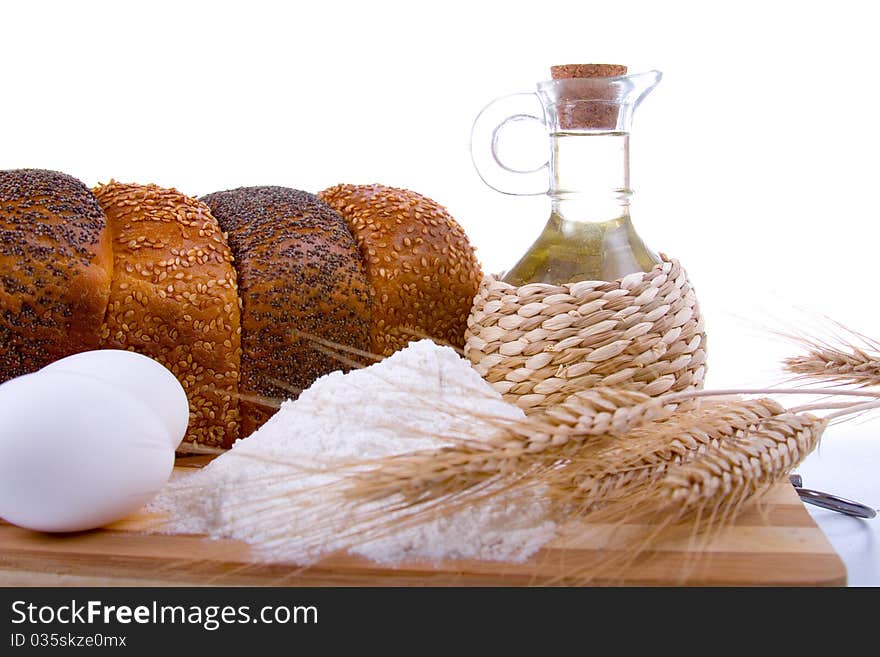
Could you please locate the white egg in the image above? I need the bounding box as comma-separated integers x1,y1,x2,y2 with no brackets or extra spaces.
40,350,189,450
0,370,174,533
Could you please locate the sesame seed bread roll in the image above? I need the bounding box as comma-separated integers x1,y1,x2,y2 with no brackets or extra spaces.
318,184,483,355
200,187,372,437
0,169,113,383
93,182,242,448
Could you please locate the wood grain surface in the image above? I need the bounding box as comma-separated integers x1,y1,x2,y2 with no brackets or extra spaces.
0,456,847,587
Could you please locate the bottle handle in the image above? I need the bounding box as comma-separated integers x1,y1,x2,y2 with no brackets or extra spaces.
470,92,550,196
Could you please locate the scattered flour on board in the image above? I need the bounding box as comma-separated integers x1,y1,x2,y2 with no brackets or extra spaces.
150,340,557,565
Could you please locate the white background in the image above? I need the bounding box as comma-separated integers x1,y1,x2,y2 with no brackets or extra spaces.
2,0,878,583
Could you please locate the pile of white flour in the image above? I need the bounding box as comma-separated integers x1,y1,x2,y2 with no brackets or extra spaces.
150,340,556,565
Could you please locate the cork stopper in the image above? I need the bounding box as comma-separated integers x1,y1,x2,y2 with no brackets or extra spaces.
550,63,628,131
550,64,628,80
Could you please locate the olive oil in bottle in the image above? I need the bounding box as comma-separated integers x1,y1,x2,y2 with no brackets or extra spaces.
503,130,659,286
503,213,659,286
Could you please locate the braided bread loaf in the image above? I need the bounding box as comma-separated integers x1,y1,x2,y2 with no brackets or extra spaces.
0,171,482,447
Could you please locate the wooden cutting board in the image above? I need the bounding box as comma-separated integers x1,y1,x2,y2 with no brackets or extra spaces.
0,456,846,587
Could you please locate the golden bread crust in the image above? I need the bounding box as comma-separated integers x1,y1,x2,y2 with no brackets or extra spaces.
318,184,482,355
94,181,241,448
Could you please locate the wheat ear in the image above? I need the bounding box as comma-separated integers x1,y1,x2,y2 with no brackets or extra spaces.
779,317,880,387
662,413,826,511
343,386,675,506
547,410,828,584
555,398,785,513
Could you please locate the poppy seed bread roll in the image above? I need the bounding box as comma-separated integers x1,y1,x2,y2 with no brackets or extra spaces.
318,183,482,355
200,186,372,437
0,169,113,383
93,181,242,448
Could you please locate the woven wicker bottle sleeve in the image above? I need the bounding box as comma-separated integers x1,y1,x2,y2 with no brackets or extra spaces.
465,257,707,413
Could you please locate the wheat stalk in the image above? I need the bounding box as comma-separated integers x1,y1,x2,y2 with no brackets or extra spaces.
541,387,674,439
330,382,869,578
338,387,674,505
299,393,829,585
341,379,867,515
784,349,880,388
662,413,826,510
780,317,880,388
543,410,829,584
556,398,785,512
342,395,785,515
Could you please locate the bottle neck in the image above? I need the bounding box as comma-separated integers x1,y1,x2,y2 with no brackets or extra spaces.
549,130,631,225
